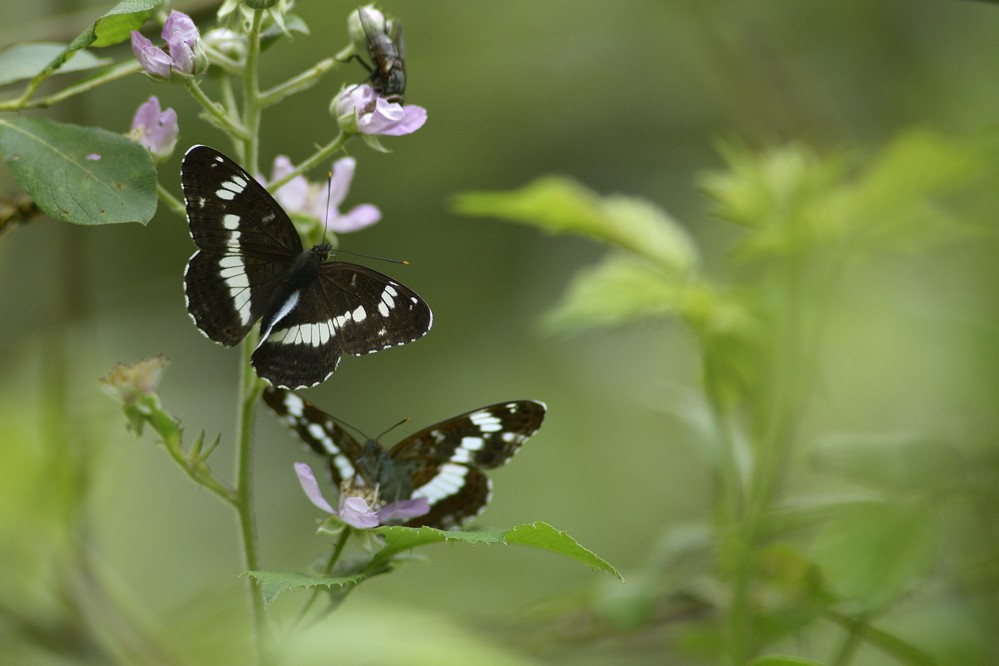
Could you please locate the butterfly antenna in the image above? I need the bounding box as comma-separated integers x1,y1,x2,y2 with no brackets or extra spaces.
375,417,410,442
322,165,333,242
323,411,371,442
335,247,410,266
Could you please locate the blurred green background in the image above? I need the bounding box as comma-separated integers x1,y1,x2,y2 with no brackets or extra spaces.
2,1,999,664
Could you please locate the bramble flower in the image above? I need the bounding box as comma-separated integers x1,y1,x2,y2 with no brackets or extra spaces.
99,355,169,405
269,155,380,232
294,462,429,529
130,11,206,81
128,96,179,160
333,84,427,136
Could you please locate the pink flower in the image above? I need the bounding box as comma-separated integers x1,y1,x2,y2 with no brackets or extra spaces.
128,96,178,160
130,11,204,80
269,155,380,232
294,462,429,529
334,84,426,136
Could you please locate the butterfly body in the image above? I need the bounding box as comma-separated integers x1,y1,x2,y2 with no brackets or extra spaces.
182,145,432,389
264,387,546,529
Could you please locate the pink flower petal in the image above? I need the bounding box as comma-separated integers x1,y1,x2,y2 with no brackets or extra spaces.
294,462,335,514
330,204,381,233
377,498,431,523
328,157,356,208
338,496,379,529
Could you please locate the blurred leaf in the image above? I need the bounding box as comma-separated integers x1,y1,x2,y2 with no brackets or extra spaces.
370,521,622,580
814,500,938,610
454,176,698,274
261,13,310,51
701,131,979,261
0,117,156,225
245,571,366,605
0,43,111,87
748,657,824,666
810,433,966,495
544,253,753,336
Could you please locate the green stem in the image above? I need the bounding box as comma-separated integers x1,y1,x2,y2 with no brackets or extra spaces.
187,80,250,141
234,10,267,660
241,10,265,174
266,133,349,193
824,611,937,666
0,61,143,111
294,528,353,628
258,58,336,108
156,183,185,217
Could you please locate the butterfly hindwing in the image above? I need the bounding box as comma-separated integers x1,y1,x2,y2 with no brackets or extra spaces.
181,145,433,389
262,386,365,487
391,401,546,528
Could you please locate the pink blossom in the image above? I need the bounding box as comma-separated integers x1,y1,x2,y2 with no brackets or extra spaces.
294,462,429,529
129,96,179,159
269,155,380,232
131,11,204,80
334,84,427,136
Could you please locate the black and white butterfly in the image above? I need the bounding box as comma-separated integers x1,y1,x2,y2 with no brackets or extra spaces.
263,386,546,529
354,6,406,102
181,145,432,389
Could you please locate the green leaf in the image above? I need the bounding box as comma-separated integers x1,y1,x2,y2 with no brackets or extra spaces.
810,433,966,495
371,521,622,580
0,117,157,225
748,657,824,666
25,0,160,92
0,43,112,87
544,254,753,336
245,571,366,605
453,176,698,274
813,500,938,610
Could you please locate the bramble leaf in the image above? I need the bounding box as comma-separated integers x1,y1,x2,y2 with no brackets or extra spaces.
245,571,366,605
0,117,156,225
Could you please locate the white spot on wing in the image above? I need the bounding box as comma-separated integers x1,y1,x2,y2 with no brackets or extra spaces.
378,301,390,317
469,411,503,433
223,214,240,230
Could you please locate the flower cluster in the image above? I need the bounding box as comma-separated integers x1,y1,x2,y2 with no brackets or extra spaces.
295,462,429,529
131,11,205,81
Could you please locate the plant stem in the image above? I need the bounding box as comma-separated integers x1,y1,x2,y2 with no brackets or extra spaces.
265,133,349,193
259,58,336,108
0,61,144,111
156,183,185,217
293,528,353,628
234,10,268,661
187,80,250,141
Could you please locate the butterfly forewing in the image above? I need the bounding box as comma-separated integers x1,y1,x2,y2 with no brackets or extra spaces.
262,386,364,486
264,389,546,529
181,145,433,389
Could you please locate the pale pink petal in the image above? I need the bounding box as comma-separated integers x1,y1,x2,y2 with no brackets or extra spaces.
294,463,335,514
377,498,431,523
328,157,356,208
330,204,381,233
338,496,379,529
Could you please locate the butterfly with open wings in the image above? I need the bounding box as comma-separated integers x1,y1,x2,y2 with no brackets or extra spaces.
181,145,432,389
263,386,546,529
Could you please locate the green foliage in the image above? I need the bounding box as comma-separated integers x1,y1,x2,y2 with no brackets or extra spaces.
247,571,366,605
454,176,698,274
813,500,939,610
0,44,111,87
253,522,621,605
0,117,157,225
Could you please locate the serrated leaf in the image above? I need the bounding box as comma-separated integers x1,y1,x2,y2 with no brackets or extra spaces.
813,500,938,610
544,254,753,336
245,571,366,605
0,117,156,225
0,43,111,87
371,521,621,580
453,177,698,274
